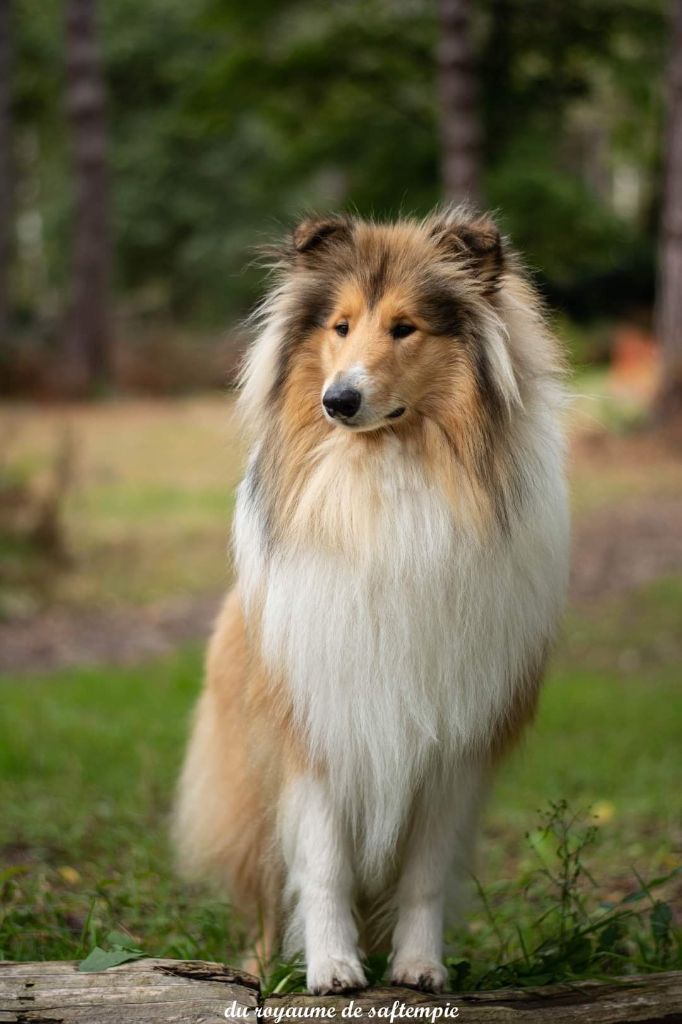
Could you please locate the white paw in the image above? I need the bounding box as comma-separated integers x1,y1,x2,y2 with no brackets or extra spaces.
307,953,368,995
391,958,448,993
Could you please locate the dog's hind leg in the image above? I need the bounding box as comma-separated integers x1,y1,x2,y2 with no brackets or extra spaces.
241,900,282,980
174,590,284,977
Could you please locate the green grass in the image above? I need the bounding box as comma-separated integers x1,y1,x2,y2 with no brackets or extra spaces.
496,591,682,826
1,397,244,609
1,579,680,981
0,646,245,963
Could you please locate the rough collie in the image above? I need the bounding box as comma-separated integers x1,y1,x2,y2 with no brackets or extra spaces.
174,206,569,994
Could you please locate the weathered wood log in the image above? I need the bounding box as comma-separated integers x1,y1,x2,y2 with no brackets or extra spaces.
267,973,682,1024
0,959,259,1024
1,960,681,1024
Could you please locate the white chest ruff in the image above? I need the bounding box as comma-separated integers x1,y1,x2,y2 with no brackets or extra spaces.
235,441,568,874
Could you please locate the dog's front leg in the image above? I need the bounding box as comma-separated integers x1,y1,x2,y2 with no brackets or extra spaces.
390,763,486,993
281,773,367,995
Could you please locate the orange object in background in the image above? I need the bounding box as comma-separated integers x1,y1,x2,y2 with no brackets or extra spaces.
609,324,661,402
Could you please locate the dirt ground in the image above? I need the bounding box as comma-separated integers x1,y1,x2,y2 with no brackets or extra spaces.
1,427,681,675
0,592,223,675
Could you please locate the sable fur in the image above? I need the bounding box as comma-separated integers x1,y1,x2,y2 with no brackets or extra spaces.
174,206,570,993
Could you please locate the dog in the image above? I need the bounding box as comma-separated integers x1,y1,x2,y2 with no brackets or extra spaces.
174,206,570,994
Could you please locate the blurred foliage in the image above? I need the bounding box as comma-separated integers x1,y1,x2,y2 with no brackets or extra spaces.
12,0,668,325
487,142,634,283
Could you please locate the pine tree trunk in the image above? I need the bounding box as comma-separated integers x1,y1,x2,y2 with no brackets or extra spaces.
656,0,682,422
0,0,12,344
437,0,481,207
63,0,111,395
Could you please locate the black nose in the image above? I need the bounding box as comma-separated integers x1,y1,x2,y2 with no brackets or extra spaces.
322,385,362,419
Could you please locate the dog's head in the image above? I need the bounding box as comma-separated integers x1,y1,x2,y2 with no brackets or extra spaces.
292,209,516,434
239,208,564,538
241,207,536,446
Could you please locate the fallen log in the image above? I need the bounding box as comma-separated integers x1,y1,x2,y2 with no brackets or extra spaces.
268,973,682,1024
0,959,258,1024
0,960,680,1024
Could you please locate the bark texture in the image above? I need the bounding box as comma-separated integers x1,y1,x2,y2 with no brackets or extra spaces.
437,0,480,206
1,961,681,1024
63,0,112,395
656,0,682,421
0,958,259,1023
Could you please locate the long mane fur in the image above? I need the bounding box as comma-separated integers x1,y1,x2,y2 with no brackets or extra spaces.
232,206,570,898
173,208,570,968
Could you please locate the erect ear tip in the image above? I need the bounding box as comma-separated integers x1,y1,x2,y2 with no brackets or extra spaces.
430,208,505,289
430,206,501,247
292,215,349,254
457,217,501,255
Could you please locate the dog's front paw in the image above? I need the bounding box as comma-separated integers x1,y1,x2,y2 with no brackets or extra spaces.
390,958,448,993
307,953,368,995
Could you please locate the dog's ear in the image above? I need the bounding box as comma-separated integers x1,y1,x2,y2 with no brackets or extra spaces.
430,210,504,294
291,215,351,258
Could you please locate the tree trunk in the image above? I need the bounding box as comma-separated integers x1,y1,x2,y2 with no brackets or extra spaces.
481,0,512,164
437,0,481,207
63,0,112,396
0,0,12,344
656,0,682,422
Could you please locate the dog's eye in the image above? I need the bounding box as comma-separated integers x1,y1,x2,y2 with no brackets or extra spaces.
334,322,349,338
391,323,416,340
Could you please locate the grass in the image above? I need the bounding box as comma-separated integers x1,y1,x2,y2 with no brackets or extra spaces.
0,646,245,964
1,397,244,610
1,578,680,983
445,801,680,991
